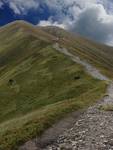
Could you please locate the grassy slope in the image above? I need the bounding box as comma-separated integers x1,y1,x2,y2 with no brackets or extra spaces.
42,26,113,79
0,21,107,149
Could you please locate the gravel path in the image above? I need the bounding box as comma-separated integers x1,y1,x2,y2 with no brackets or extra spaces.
53,43,109,81
19,44,113,150
46,83,113,150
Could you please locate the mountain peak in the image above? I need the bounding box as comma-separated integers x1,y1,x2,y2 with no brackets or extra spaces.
0,20,34,31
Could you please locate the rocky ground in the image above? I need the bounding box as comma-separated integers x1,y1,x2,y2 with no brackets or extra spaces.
19,44,113,150
46,83,113,150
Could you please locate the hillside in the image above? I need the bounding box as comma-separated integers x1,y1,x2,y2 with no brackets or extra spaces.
42,26,113,78
0,21,108,149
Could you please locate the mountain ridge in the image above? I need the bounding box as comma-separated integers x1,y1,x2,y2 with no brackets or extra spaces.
0,20,110,149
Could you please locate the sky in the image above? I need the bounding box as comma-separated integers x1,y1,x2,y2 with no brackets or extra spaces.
1,0,113,45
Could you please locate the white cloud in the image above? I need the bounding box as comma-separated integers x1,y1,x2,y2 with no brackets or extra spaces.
5,0,39,15
9,1,21,14
72,4,113,44
38,19,66,29
42,0,97,22
39,0,113,45
0,1,3,8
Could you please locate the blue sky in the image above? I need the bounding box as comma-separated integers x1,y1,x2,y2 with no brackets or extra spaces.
0,1,51,26
1,0,113,45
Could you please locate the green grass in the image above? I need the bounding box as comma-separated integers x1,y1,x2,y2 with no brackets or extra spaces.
0,82,106,150
0,44,107,149
0,21,107,149
99,104,113,111
42,26,113,79
0,45,106,123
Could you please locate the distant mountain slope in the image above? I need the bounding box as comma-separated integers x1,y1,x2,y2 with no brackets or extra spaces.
0,21,107,149
42,26,113,78
1,21,113,79
0,21,53,67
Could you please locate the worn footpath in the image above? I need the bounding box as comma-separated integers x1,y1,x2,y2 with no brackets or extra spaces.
19,44,113,150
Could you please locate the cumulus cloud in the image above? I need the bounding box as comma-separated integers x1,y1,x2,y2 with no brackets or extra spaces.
41,0,97,23
37,0,98,29
38,19,66,29
97,0,113,16
72,4,113,44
